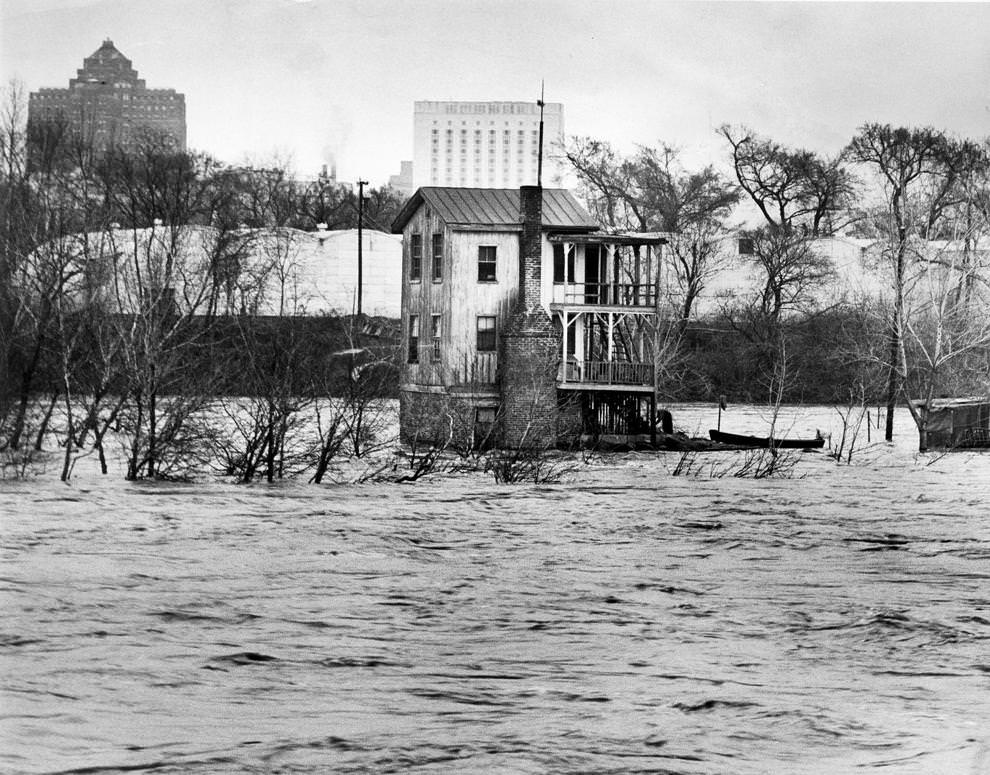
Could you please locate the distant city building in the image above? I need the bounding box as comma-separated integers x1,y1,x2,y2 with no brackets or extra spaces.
412,101,565,190
388,160,414,197
28,39,186,155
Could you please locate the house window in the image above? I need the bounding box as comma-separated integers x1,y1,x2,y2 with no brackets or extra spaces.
477,315,497,352
410,234,422,281
478,246,497,282
408,315,420,363
432,233,443,282
738,237,754,255
553,244,575,283
431,314,442,360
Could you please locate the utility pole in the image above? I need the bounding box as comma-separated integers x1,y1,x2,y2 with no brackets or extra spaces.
357,179,368,316
536,81,545,188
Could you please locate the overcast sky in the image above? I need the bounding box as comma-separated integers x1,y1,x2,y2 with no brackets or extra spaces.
2,0,988,186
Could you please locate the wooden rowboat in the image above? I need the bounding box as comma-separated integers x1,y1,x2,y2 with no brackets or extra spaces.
708,428,825,450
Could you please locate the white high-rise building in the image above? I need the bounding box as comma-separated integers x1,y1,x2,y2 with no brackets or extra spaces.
412,101,566,190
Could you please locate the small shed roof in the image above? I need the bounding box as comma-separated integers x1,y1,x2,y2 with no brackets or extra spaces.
910,396,990,410
390,187,599,234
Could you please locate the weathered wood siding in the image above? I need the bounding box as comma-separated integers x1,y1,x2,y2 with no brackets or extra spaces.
402,209,577,389
447,230,519,385
400,205,446,386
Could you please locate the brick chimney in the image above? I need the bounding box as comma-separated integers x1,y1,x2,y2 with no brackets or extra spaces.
499,186,561,447
517,185,543,317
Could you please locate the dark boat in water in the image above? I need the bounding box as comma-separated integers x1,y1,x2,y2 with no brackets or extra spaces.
709,429,825,450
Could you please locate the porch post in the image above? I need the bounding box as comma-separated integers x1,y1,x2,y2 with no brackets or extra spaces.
561,311,569,384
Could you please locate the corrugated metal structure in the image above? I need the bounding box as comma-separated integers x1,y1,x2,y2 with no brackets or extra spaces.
392,187,598,233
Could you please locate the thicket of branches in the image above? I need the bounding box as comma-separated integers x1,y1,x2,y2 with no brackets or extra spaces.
0,80,406,480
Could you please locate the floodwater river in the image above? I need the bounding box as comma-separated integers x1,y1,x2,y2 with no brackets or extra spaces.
1,404,989,774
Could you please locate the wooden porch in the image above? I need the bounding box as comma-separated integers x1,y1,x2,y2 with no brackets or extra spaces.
558,359,654,391
551,282,658,308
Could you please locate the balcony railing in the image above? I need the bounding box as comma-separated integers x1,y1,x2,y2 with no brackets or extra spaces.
554,282,657,307
563,360,654,386
449,352,498,387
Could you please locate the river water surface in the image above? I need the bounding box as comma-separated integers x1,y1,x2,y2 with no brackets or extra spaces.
2,404,989,774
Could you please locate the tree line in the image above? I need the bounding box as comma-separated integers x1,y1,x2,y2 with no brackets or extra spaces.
1,80,404,480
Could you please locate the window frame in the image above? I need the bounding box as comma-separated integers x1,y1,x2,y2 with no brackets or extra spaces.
430,313,442,361
476,315,497,353
431,233,443,282
410,234,422,282
477,245,497,283
407,314,420,364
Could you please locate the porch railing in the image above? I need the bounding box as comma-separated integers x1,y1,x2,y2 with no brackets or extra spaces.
556,283,657,307
563,360,654,386
448,352,498,387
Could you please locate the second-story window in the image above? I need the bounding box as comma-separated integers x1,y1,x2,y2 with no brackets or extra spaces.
478,245,497,282
476,315,497,352
410,234,422,281
432,233,443,282
431,314,442,360
408,315,420,363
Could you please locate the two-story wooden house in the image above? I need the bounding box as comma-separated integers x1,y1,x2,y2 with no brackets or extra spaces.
391,186,666,448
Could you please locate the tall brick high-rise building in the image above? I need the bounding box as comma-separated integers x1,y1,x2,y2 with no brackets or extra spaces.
28,39,186,154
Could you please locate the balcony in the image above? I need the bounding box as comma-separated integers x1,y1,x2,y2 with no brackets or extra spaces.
449,351,498,388
551,282,657,308
559,359,654,390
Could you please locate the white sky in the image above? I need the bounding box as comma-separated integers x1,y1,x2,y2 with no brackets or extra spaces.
2,0,988,186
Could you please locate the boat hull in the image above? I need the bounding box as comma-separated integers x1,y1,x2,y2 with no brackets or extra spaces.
709,429,824,450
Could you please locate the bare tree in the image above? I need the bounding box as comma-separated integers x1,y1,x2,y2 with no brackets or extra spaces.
95,141,231,479
846,124,987,441
901,240,990,451
719,125,856,236
563,137,738,334
719,125,855,377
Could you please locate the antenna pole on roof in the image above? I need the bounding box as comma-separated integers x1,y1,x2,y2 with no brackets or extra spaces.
357,178,368,316
536,81,545,189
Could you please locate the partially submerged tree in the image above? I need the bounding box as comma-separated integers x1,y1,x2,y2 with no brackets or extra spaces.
900,240,990,450
846,124,989,442
94,140,234,479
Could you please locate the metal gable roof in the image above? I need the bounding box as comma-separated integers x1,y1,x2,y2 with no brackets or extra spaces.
390,187,599,233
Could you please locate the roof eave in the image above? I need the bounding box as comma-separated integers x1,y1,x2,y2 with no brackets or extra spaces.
390,189,424,233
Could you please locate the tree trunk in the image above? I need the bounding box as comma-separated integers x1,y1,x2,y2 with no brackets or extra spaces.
884,317,899,443
885,224,908,443
34,391,58,451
